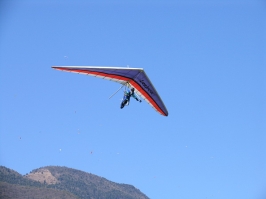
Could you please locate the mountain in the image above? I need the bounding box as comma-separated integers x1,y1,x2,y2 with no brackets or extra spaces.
0,166,149,199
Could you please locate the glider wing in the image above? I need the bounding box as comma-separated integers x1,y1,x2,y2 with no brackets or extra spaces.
52,66,168,116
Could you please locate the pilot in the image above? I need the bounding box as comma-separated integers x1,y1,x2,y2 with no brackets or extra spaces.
120,88,141,109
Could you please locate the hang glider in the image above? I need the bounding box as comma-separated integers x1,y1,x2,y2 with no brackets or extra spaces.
52,66,168,116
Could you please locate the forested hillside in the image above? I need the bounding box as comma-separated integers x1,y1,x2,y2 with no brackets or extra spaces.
0,166,149,199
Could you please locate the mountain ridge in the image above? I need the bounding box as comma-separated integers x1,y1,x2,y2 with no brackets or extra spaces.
0,165,149,199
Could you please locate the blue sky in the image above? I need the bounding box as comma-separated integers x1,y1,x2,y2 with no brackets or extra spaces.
0,0,265,198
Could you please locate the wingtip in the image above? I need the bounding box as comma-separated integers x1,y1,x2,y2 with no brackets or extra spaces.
52,66,62,70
